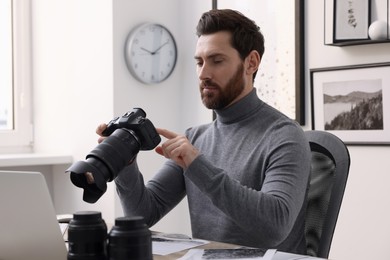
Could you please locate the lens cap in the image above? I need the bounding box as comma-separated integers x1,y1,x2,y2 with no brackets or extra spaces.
67,211,108,260
108,216,152,260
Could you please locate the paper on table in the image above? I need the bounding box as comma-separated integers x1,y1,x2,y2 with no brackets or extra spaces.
59,223,68,237
177,248,277,260
152,234,209,256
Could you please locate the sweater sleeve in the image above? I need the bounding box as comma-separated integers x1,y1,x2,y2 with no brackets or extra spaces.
184,122,311,247
114,158,186,227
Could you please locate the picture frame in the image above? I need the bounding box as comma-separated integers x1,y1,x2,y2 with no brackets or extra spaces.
334,0,370,41
310,63,390,145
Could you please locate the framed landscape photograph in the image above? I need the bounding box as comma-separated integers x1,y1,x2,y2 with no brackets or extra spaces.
334,0,370,41
310,63,390,145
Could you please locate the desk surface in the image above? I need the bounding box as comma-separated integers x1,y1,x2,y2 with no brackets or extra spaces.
63,226,324,260
153,238,325,260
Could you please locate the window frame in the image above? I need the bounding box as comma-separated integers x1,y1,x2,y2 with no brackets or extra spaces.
0,0,33,154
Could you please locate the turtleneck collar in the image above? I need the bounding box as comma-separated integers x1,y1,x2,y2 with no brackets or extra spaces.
214,88,263,124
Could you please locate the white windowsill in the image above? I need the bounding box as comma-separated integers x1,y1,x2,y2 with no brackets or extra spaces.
0,153,73,167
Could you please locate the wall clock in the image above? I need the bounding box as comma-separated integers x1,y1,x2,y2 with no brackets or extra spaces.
125,23,177,84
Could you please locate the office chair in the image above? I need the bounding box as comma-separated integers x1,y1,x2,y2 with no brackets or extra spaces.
304,130,350,258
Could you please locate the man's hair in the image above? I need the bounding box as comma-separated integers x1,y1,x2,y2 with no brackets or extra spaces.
196,9,265,80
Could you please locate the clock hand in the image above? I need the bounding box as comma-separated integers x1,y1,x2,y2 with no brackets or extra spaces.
140,47,153,54
151,41,169,55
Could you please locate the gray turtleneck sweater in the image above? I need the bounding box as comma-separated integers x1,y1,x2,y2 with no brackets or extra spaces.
115,89,311,254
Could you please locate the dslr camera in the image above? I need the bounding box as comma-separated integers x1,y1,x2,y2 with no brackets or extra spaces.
66,108,161,203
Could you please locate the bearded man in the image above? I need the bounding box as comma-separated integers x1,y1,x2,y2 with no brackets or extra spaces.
96,9,311,255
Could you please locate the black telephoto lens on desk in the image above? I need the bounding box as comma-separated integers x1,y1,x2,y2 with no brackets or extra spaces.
108,216,152,260
67,211,108,260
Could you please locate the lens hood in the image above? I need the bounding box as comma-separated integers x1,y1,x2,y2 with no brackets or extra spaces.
68,160,108,203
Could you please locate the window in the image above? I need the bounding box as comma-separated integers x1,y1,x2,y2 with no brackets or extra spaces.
0,0,13,130
0,0,33,153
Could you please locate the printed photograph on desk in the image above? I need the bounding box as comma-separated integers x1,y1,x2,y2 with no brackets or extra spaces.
310,62,390,145
178,248,277,260
152,233,209,256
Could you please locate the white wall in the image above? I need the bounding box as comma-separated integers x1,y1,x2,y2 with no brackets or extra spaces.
306,1,390,259
32,0,116,222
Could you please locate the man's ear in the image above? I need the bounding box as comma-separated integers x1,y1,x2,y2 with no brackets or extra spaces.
245,50,260,75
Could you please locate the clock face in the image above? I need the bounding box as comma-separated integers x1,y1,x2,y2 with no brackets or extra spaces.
125,23,177,84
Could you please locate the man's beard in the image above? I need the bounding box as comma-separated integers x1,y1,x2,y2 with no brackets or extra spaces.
200,63,245,110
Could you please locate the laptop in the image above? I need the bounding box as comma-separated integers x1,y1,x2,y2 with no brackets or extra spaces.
0,170,67,260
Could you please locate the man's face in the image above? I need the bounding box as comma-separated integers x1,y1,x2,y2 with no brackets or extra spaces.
194,31,250,110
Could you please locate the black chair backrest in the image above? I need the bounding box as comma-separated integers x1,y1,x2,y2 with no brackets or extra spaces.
304,130,350,258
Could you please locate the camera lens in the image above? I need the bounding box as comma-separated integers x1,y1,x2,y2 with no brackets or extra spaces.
67,128,141,203
108,216,152,260
67,211,108,260
67,108,161,204
83,128,140,182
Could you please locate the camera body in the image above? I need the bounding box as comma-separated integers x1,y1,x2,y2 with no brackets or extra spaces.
102,108,161,150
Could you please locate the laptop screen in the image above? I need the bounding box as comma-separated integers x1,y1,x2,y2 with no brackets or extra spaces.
0,170,67,260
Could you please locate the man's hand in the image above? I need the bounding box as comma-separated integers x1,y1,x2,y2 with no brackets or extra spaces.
155,128,199,169
96,123,108,143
